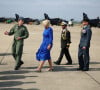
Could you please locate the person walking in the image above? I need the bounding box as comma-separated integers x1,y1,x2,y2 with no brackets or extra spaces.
35,20,53,72
4,17,29,70
54,22,72,65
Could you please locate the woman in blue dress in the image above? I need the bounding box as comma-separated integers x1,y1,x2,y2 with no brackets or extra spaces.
36,20,53,72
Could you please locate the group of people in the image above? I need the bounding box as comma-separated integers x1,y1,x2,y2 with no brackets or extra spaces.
4,17,92,72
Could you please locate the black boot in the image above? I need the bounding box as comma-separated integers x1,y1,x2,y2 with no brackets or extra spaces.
14,66,20,70
19,61,24,68
54,61,60,65
82,68,89,71
64,62,72,65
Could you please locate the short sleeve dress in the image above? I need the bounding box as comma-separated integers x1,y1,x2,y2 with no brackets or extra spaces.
36,27,53,61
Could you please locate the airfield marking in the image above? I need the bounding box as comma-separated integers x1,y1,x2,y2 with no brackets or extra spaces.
84,72,100,86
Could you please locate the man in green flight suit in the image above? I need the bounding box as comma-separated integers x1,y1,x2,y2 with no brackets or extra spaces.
4,17,29,70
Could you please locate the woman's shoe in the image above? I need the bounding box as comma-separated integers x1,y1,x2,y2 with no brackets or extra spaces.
48,68,54,71
34,69,41,72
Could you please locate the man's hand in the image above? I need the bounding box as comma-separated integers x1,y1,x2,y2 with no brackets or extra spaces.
82,46,86,50
16,37,22,40
4,31,9,35
66,44,70,48
47,44,51,50
66,46,69,48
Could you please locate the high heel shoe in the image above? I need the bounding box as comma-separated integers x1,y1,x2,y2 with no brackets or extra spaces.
34,69,41,72
48,68,54,71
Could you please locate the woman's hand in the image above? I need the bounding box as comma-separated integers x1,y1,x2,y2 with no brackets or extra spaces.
47,44,51,50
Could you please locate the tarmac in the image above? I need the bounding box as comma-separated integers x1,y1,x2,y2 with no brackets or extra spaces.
0,23,100,90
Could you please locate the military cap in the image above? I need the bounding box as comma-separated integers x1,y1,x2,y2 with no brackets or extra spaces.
61,21,67,26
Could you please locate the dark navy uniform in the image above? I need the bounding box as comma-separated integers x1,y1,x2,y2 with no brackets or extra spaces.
54,28,72,65
78,25,92,70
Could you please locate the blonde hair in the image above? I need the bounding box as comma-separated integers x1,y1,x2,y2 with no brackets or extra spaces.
42,20,50,27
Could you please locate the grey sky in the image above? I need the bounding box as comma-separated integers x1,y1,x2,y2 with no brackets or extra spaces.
0,0,100,20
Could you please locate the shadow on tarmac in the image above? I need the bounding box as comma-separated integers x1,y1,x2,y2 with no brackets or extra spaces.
0,53,12,56
0,70,39,90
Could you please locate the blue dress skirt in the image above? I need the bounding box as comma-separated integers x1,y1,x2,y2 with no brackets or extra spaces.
36,27,53,61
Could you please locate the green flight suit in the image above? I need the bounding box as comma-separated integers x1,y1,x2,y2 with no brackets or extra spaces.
9,24,29,68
